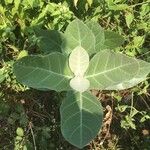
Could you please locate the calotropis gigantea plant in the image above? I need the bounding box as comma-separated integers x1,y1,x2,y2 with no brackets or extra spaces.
13,19,150,148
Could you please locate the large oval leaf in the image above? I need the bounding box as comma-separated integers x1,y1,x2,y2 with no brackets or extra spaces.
34,28,63,54
13,52,73,91
86,21,105,52
86,50,141,90
61,19,96,55
60,91,103,148
101,31,124,50
106,59,150,90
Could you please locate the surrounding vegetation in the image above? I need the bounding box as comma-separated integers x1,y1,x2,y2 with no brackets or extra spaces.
0,0,150,149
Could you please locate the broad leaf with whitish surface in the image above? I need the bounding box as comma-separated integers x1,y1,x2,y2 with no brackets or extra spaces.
86,21,105,52
60,91,103,148
13,52,73,91
61,19,96,55
107,59,150,90
101,31,124,50
85,50,149,90
34,28,63,54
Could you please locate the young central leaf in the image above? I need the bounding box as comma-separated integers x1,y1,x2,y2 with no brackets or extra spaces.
69,46,90,92
69,46,89,76
70,76,90,92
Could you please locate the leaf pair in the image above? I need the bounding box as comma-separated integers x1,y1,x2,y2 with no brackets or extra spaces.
13,49,150,92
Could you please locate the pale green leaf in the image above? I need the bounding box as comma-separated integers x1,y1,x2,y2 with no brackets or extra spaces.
24,0,39,8
16,127,24,137
17,50,28,60
0,5,5,17
86,21,105,52
109,4,129,10
5,0,13,4
125,12,134,28
69,46,89,76
31,5,49,25
86,50,143,90
14,0,21,10
74,0,79,7
87,0,93,6
60,91,103,148
140,4,150,16
61,19,95,55
70,76,90,92
133,36,145,48
34,28,63,54
0,68,5,83
13,53,73,91
105,0,113,6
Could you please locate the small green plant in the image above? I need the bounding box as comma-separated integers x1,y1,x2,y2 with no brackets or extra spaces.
14,127,26,150
13,19,150,148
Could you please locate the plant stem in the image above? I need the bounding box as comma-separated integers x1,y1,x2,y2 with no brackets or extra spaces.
130,92,134,117
29,122,37,150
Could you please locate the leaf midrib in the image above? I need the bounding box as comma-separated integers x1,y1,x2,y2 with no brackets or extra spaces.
86,61,138,78
79,92,83,146
16,64,72,78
